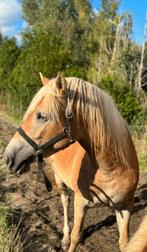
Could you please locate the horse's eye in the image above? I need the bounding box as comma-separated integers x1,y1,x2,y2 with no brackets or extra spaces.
36,112,41,120
36,112,48,122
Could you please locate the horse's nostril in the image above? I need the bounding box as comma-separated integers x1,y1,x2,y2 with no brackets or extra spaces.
5,155,13,168
6,156,10,165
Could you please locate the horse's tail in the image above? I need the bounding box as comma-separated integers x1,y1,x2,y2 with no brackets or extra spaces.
125,214,147,252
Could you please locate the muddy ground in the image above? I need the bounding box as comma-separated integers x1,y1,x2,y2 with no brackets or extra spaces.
0,113,147,252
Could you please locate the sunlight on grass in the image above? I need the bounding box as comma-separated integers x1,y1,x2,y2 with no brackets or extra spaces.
133,133,147,172
0,206,22,252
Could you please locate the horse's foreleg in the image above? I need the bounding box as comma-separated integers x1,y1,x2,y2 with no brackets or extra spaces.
115,199,134,252
68,194,88,252
61,192,70,250
125,214,147,252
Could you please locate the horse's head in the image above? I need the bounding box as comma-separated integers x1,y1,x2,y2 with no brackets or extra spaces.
4,72,76,174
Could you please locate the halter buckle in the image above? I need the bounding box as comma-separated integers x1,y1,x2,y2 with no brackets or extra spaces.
36,148,43,157
66,109,73,119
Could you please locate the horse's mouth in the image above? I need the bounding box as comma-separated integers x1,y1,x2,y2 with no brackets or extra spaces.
15,160,29,175
15,156,34,175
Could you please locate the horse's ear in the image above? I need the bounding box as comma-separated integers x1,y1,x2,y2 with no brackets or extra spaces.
55,72,66,94
39,72,49,86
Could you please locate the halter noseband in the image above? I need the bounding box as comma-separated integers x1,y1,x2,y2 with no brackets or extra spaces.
17,95,75,174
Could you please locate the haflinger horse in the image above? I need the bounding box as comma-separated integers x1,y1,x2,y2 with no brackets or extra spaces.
4,73,139,252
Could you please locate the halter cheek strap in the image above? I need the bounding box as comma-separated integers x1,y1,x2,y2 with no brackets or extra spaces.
17,85,76,179
17,127,40,151
17,125,74,154
17,109,75,175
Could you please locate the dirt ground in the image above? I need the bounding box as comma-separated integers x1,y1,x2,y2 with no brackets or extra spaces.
0,114,147,252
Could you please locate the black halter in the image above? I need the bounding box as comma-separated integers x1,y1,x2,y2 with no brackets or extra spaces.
17,108,75,174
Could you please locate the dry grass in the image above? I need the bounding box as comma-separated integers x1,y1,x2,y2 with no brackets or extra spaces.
0,206,23,252
0,140,23,252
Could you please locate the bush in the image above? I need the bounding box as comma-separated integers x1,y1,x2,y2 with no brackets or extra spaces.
99,75,143,125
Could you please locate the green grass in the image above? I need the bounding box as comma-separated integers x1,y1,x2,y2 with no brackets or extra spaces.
0,205,22,252
139,157,147,171
133,133,147,172
0,139,21,252
0,206,12,252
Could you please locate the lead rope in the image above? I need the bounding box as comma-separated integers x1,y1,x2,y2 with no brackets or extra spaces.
35,150,47,195
36,151,46,178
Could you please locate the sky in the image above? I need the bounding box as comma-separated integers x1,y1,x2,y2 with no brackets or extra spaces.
0,0,147,45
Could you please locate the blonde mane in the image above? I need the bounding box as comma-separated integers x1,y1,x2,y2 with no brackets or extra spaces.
24,77,134,168
67,77,133,168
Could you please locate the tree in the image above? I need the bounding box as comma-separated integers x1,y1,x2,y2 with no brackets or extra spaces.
101,0,121,20
136,13,147,95
88,0,121,82
0,37,20,90
22,0,40,25
7,0,94,115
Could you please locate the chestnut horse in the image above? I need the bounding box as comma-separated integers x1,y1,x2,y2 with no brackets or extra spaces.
4,73,139,252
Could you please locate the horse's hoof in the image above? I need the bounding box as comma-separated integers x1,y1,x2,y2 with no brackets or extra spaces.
61,240,70,251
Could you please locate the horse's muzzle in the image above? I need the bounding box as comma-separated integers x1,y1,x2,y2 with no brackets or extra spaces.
4,145,35,175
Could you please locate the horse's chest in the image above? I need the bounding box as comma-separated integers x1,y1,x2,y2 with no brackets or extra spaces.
90,170,131,207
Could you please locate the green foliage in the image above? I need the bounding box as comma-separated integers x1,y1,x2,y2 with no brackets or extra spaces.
0,38,20,89
99,75,142,124
7,26,88,115
101,0,120,20
0,0,146,125
0,37,20,114
114,42,141,87
1,0,93,115
22,0,40,25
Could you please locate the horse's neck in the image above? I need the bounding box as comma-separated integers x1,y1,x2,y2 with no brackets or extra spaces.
70,81,138,172
78,134,99,170
70,81,123,168
76,108,124,170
